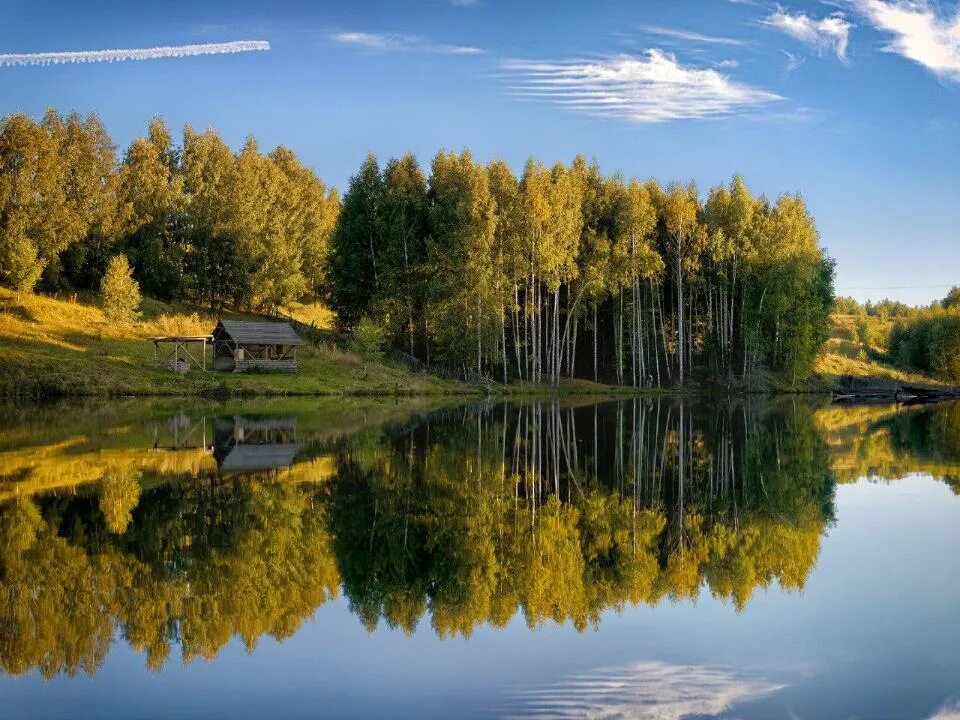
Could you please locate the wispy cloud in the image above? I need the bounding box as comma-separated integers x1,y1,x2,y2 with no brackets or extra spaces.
762,7,854,61
0,40,270,68
851,0,960,81
504,661,785,719
781,49,807,76
501,49,782,123
637,25,747,46
333,31,483,55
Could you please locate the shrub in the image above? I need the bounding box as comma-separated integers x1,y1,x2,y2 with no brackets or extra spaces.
350,316,385,369
100,254,142,323
1,232,45,299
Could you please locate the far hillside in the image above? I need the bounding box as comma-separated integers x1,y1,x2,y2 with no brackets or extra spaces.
814,291,960,389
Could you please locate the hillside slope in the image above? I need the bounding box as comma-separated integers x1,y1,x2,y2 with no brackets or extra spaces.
0,289,466,399
812,313,944,390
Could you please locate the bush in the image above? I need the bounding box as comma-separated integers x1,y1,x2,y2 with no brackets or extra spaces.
100,255,142,323
1,232,46,298
350,316,385,366
888,309,960,382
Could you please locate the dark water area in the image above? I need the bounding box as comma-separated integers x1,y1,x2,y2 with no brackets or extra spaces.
0,397,958,719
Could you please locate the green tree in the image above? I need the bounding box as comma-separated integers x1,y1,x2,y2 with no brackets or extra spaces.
181,126,247,313
427,150,497,373
327,154,384,330
379,154,429,357
350,315,385,373
272,146,340,300
0,114,61,294
119,118,185,300
661,183,702,385
488,159,523,382
100,254,142,323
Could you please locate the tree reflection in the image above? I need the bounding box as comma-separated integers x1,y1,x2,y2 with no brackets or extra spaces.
328,399,835,634
817,401,960,492
0,399,836,678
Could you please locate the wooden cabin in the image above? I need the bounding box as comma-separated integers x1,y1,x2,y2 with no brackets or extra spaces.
212,320,303,372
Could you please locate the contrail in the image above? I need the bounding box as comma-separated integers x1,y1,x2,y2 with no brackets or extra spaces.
0,40,270,67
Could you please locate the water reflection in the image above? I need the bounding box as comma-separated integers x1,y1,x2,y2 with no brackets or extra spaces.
504,661,784,720
0,397,958,683
212,415,302,472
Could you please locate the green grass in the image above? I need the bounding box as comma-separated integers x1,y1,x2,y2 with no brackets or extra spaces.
0,289,469,399
811,313,945,391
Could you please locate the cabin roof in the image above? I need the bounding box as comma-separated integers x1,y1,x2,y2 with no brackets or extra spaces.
214,320,303,346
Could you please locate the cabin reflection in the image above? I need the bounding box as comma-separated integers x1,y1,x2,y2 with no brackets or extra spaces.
150,414,303,472
213,416,302,471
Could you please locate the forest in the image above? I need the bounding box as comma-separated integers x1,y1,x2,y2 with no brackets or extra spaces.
0,110,338,311
329,153,834,387
0,110,835,387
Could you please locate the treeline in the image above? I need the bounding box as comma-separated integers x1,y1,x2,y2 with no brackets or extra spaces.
833,295,916,320
890,305,960,381
329,153,834,387
0,110,339,310
1,110,834,386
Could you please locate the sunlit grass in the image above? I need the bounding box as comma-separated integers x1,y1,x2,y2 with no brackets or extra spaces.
0,288,467,398
812,313,943,389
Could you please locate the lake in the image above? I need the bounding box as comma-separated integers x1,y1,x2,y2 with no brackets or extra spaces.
1,396,958,719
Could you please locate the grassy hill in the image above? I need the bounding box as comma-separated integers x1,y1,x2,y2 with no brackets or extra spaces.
811,312,944,391
0,289,467,399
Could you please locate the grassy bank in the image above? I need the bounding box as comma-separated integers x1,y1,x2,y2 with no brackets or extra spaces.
2,291,941,400
810,312,945,391
0,289,467,399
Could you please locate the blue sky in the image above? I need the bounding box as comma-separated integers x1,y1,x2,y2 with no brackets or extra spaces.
1,0,958,304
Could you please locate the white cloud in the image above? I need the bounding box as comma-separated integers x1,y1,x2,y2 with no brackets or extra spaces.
0,40,269,68
852,0,960,81
928,700,960,720
638,25,747,46
762,8,854,61
504,660,785,719
501,49,782,123
333,31,483,55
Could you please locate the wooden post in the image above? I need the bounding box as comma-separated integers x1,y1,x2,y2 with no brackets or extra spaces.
202,339,206,371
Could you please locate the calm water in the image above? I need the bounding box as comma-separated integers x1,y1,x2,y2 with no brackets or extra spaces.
1,396,959,719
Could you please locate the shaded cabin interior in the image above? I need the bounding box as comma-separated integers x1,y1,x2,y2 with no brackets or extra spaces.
212,320,303,372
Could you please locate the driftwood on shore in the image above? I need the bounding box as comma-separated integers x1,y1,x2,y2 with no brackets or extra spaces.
831,380,960,405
